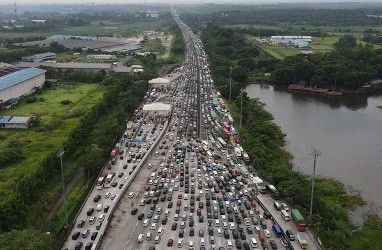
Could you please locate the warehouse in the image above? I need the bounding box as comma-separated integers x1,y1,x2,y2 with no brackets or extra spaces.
0,115,33,129
0,67,46,104
22,52,56,62
271,36,312,45
87,54,117,60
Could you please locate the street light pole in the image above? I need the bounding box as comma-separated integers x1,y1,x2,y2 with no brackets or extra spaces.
229,66,233,102
57,148,69,229
309,147,321,217
240,89,243,130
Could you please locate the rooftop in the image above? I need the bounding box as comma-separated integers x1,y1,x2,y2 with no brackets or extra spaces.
0,68,45,91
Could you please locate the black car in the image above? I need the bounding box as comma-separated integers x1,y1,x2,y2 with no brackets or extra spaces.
189,219,194,227
162,217,168,225
91,232,98,240
85,242,93,250
179,229,184,238
77,220,85,228
224,230,230,239
172,222,177,230
87,208,94,216
93,195,101,202
235,240,242,249
208,227,214,236
232,229,239,239
240,232,246,240
199,215,204,223
243,242,250,250
112,182,118,187
189,227,195,236
72,231,80,240
269,240,278,249
131,208,138,215
75,242,83,250
119,183,124,189
138,213,144,220
246,227,253,234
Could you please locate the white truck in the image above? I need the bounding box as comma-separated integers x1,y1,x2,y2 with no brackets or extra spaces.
297,232,308,249
234,147,241,160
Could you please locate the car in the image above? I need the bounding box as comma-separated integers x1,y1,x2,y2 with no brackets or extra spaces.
235,240,242,249
104,205,110,213
280,237,289,247
269,240,278,249
138,213,144,220
172,222,177,230
167,239,174,246
77,220,85,228
246,227,253,234
264,229,271,238
93,195,101,202
189,227,195,236
128,192,135,199
224,230,230,239
119,183,124,189
199,229,204,237
91,231,98,240
87,208,94,216
72,231,80,240
143,219,149,227
243,242,250,250
74,242,83,250
131,208,138,215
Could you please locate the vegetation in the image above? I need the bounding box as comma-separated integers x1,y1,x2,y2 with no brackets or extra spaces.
0,54,157,248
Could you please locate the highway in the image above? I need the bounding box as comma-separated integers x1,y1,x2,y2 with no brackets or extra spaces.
62,7,323,250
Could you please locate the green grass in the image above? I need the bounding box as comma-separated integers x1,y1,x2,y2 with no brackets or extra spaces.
0,83,105,202
350,214,382,250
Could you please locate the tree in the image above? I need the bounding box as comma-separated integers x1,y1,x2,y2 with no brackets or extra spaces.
334,35,357,50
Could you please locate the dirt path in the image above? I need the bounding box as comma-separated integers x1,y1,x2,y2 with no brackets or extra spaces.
46,167,85,222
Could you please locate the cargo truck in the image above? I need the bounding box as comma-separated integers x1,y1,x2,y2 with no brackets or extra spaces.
291,209,306,231
297,232,308,249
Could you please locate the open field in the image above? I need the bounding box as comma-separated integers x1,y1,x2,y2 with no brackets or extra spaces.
0,83,105,201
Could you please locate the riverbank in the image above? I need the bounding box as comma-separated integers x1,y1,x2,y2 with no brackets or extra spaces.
227,95,382,249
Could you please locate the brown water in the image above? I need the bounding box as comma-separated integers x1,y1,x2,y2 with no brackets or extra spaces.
245,84,382,207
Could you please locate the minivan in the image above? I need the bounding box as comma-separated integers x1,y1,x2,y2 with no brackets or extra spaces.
281,209,290,221
273,202,281,211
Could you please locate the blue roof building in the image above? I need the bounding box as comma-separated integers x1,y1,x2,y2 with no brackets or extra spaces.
0,68,46,104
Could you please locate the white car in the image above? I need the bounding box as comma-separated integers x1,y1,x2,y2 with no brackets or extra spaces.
229,222,235,230
128,192,135,199
105,192,111,198
151,223,157,230
264,229,271,238
143,219,149,227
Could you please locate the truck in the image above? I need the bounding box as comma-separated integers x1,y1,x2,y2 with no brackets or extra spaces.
234,147,242,160
266,184,280,200
242,152,250,165
296,232,308,249
96,172,108,190
126,121,134,130
291,209,307,232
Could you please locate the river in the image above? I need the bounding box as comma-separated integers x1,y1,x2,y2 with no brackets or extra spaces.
245,84,382,207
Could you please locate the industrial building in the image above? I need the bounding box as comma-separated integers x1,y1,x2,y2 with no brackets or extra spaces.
0,67,46,104
87,54,117,60
22,52,56,62
148,77,171,88
271,36,312,46
0,115,33,129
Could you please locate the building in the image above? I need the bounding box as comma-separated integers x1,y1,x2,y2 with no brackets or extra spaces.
22,52,56,62
31,20,46,23
0,67,45,104
271,36,312,46
142,102,172,115
148,77,171,88
0,115,33,129
87,54,117,60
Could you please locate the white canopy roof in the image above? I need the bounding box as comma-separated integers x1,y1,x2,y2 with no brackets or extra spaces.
143,102,172,111
148,77,170,84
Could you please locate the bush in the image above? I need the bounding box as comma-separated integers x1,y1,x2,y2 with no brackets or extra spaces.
60,100,72,105
44,118,63,131
62,108,86,119
0,148,25,167
25,96,38,103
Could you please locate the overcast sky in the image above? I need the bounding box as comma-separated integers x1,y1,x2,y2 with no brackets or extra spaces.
1,0,380,5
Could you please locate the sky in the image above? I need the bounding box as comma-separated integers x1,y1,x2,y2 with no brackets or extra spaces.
1,0,381,4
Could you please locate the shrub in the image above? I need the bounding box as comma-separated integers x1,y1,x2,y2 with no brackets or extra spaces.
60,100,72,105
44,118,63,131
25,96,38,103
62,108,86,119
0,148,25,167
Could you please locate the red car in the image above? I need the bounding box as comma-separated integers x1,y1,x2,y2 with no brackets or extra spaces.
196,195,200,201
167,239,173,246
178,193,182,199
259,233,265,242
177,200,182,206
197,209,202,216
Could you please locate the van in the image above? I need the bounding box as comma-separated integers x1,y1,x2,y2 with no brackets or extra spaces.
250,238,258,247
137,234,144,243
81,229,90,238
157,227,164,235
154,236,161,244
226,240,233,249
146,232,152,241
281,209,290,221
274,202,281,211
215,219,220,227
177,239,183,248
98,214,105,222
200,238,205,246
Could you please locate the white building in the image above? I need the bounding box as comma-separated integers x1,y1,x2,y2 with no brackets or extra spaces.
142,102,172,115
0,116,33,129
0,68,46,104
87,54,117,60
22,52,56,62
148,77,171,88
271,36,312,45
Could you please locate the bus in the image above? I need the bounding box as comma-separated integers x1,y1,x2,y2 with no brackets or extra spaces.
104,173,116,188
272,224,282,238
96,172,108,190
217,137,227,148
223,122,230,131
223,128,231,137
267,184,280,200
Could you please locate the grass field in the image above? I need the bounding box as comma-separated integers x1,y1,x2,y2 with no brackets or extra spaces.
0,83,105,200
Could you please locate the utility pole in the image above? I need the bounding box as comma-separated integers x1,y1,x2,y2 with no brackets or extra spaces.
240,89,243,130
309,147,321,217
57,148,69,229
229,66,233,102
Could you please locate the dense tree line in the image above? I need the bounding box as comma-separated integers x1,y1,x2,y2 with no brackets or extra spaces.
272,35,382,90
182,8,382,27
0,55,157,247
